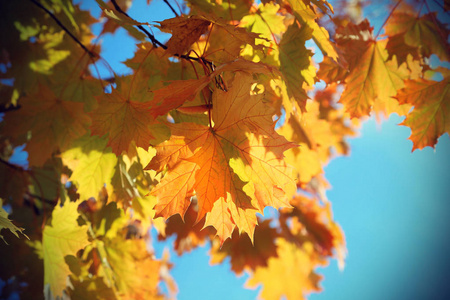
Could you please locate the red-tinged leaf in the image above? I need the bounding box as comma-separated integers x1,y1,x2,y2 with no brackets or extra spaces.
158,16,211,56
281,196,346,260
317,56,348,84
2,85,91,166
149,77,211,118
397,78,450,150
386,33,420,66
159,201,215,255
90,88,154,155
335,19,374,70
210,219,279,274
149,58,279,118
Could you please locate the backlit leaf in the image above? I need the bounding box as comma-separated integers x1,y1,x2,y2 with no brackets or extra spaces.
397,78,450,150
340,40,410,118
245,239,324,300
2,85,91,166
62,134,117,201
149,72,296,243
90,88,155,155
43,200,90,298
0,198,28,244
279,22,315,111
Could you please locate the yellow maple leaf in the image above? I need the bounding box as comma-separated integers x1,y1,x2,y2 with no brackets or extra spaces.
245,238,324,300
43,200,90,298
61,134,117,201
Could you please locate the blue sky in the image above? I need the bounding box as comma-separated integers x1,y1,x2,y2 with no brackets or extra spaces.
57,1,450,299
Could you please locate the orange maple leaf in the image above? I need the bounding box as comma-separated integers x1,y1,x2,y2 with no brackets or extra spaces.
148,72,296,243
90,88,154,155
397,78,450,150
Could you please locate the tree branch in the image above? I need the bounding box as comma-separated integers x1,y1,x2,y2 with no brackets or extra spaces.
163,0,179,17
110,0,165,48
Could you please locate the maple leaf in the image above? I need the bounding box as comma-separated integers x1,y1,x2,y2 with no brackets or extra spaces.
158,15,211,56
149,77,211,118
148,72,296,243
149,58,278,118
245,238,324,300
385,12,450,62
43,200,90,298
102,237,165,299
187,0,252,21
210,219,279,275
241,2,286,40
95,0,147,40
281,195,346,263
396,78,450,150
286,0,339,63
385,33,420,66
204,14,266,53
335,19,373,70
0,198,28,244
279,22,316,111
90,87,155,155
159,200,215,255
340,40,410,118
2,85,91,166
61,134,117,201
317,56,348,84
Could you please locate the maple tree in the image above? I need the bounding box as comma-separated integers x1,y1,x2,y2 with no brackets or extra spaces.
0,0,448,299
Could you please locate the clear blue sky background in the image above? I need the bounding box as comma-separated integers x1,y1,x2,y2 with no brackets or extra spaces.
52,1,450,299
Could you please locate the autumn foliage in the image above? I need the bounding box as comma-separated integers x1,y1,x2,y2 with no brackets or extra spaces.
0,0,448,299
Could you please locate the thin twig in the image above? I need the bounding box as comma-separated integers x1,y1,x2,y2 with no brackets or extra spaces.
110,0,164,48
163,0,179,17
29,0,97,58
375,0,403,39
